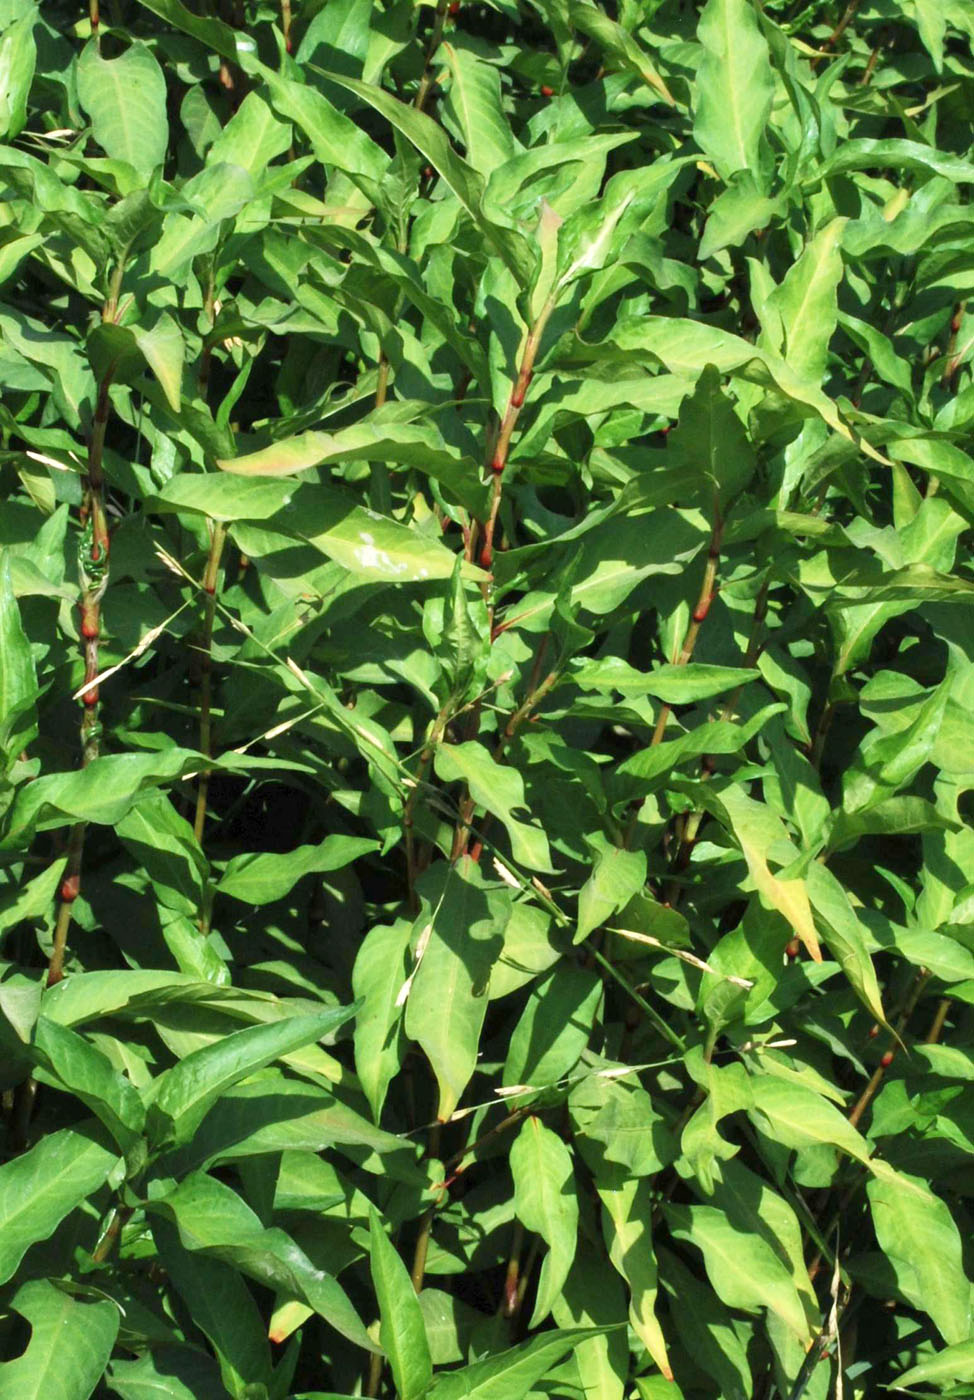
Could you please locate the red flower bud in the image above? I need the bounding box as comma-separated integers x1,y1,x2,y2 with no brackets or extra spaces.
867,1024,880,1039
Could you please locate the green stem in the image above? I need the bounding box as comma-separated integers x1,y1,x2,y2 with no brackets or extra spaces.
193,521,228,847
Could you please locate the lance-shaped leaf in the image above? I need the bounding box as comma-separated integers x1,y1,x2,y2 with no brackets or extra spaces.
0,554,38,768
569,3,674,106
147,1004,358,1148
693,0,774,185
149,1172,376,1351
428,1328,615,1400
768,218,846,384
667,1202,812,1341
403,861,509,1121
707,784,822,961
510,1116,579,1326
369,1206,432,1400
867,1161,972,1345
598,1170,672,1378
217,834,377,906
31,1016,146,1152
312,69,535,286
434,741,554,872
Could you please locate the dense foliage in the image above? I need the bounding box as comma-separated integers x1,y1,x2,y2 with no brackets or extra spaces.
2,0,974,1395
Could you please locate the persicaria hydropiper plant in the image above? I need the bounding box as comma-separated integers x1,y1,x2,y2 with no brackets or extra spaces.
1,1,974,1396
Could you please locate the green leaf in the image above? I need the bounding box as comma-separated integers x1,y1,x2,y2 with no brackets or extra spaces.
658,1247,752,1399
748,1076,871,1164
152,1220,273,1398
428,1328,615,1400
207,90,292,177
510,1116,579,1326
248,58,388,188
0,553,38,768
599,1171,671,1378
434,741,554,872
666,1202,812,1341
568,3,675,107
804,862,887,1026
77,41,169,174
314,69,535,286
130,313,184,412
867,1161,972,1345
896,1339,974,1390
666,363,756,502
768,217,846,384
217,834,377,905
503,966,602,1090
403,861,509,1121
707,785,823,963
106,1345,226,1400
150,1172,376,1351
0,11,35,140
0,1279,119,1400
369,1206,432,1400
147,1004,358,1148
31,1015,146,1152
693,0,774,185
572,658,758,702
440,44,515,177
352,918,412,1122
0,1126,120,1284
576,840,646,943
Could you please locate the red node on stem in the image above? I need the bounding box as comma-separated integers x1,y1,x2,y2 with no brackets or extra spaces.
479,543,493,570
490,453,505,474
785,938,800,960
880,1050,895,1068
540,84,554,97
60,875,80,903
693,596,713,624
83,685,100,707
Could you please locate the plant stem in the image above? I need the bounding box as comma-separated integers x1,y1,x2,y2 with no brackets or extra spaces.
410,1123,442,1293
663,574,769,901
925,997,951,1043
650,505,723,748
414,0,450,112
47,365,114,988
847,969,928,1130
193,521,228,846
404,705,452,910
590,946,685,1052
473,297,556,577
